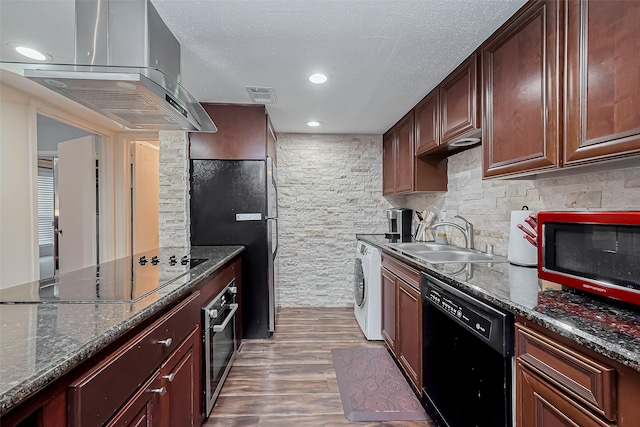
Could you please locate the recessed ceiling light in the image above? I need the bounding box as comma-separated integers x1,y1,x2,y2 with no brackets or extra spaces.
306,121,322,127
15,46,47,61
309,73,328,84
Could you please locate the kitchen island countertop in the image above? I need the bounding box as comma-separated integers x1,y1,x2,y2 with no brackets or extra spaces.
0,245,243,415
357,234,640,373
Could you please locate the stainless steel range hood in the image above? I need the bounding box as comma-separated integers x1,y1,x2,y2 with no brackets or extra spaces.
1,0,216,132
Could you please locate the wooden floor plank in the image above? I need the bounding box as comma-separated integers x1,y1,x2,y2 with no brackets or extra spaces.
204,307,434,427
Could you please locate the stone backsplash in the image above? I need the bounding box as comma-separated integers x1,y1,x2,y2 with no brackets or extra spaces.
396,146,640,256
276,134,392,307
158,131,190,249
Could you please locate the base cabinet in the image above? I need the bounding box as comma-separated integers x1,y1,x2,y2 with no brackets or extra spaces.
516,319,640,427
517,363,612,427
0,256,242,427
381,254,422,392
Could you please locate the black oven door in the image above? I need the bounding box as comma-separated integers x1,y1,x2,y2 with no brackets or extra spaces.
203,292,238,416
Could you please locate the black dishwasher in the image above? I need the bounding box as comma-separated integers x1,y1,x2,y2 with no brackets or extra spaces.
421,272,514,427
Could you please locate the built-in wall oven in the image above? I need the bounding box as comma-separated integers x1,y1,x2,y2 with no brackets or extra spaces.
203,280,238,416
421,272,514,427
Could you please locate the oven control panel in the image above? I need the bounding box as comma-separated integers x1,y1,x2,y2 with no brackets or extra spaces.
426,287,492,340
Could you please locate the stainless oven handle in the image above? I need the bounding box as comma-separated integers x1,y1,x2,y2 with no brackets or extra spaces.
212,303,238,333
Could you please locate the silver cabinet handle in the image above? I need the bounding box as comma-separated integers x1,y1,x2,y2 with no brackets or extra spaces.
156,338,172,347
213,303,238,333
148,387,167,395
162,373,176,382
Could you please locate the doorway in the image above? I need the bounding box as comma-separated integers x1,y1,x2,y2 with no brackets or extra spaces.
130,140,160,254
36,114,100,278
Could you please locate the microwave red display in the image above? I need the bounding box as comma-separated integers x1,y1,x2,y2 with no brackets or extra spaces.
537,211,640,307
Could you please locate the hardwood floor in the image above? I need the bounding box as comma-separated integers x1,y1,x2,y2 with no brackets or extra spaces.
204,307,434,427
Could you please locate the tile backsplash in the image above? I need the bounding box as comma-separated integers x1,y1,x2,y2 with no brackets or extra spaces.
276,133,392,307
396,146,640,255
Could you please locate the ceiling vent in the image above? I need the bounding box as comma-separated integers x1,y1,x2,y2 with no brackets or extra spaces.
246,86,276,104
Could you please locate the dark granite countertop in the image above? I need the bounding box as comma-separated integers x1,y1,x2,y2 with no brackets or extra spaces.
357,234,640,373
0,246,243,415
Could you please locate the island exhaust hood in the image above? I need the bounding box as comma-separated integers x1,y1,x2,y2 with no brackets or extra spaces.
2,0,216,132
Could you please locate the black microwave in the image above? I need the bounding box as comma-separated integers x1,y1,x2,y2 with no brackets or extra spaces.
538,211,640,307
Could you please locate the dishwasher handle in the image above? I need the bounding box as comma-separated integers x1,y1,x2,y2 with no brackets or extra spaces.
212,303,238,333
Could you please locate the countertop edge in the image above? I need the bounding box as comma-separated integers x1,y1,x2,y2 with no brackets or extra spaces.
356,234,640,373
0,246,244,416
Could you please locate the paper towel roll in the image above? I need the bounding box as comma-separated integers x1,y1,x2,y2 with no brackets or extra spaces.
508,210,538,266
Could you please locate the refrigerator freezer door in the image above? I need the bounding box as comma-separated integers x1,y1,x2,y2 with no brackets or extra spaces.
191,160,271,339
267,157,278,219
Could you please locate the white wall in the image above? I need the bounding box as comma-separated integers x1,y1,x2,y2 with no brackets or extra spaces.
0,83,37,287
276,133,392,307
0,80,133,289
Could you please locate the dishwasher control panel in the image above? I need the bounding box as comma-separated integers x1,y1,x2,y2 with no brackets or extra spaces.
425,286,492,340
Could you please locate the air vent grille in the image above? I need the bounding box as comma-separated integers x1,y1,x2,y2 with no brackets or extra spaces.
246,86,276,104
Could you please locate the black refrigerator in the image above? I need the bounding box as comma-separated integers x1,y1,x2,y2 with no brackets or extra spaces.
190,158,278,339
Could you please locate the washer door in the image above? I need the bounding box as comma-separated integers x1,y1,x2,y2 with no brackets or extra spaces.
354,258,366,307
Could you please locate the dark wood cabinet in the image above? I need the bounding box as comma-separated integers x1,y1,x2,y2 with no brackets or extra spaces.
517,363,612,427
415,89,439,155
516,319,640,427
382,131,396,195
382,112,415,195
396,280,422,391
381,254,422,392
482,0,562,178
440,54,480,145
483,0,640,178
395,113,415,194
106,372,162,427
158,327,200,427
382,111,448,195
189,104,276,162
564,0,640,165
380,267,397,351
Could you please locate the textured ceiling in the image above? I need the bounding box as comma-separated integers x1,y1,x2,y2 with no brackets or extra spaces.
1,0,528,134
151,0,528,134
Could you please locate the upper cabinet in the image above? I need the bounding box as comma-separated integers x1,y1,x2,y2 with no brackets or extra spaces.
439,54,480,145
415,54,481,156
383,111,448,195
189,104,277,163
414,89,439,155
482,0,640,179
564,0,640,165
482,0,561,178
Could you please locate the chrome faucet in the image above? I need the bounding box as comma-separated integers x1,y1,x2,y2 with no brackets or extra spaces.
429,214,474,249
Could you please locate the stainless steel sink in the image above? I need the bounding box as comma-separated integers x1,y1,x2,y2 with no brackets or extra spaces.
386,242,507,264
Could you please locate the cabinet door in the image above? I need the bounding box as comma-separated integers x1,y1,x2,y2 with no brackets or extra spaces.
516,363,613,427
159,327,200,427
106,372,162,427
440,54,480,144
395,113,415,194
565,0,640,165
381,268,397,352
397,280,422,392
415,89,440,155
395,111,415,194
482,1,561,178
382,131,396,195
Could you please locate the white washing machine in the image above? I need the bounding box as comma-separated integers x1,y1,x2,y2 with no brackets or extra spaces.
354,240,382,340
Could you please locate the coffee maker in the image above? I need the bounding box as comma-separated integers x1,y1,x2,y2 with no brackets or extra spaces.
386,208,413,240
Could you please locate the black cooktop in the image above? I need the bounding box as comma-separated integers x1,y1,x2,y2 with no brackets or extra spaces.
0,250,207,304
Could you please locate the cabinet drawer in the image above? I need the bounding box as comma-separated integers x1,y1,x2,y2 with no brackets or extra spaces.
68,292,200,426
382,254,420,289
516,324,616,421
